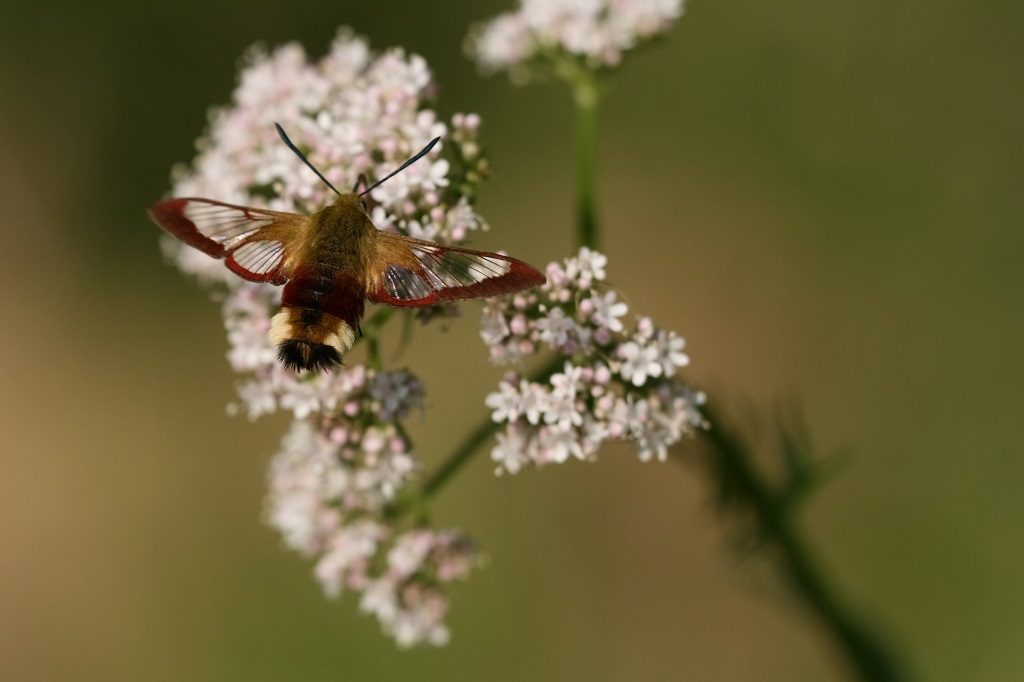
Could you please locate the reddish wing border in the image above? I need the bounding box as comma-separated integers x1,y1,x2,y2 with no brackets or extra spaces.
149,197,307,284
368,231,546,307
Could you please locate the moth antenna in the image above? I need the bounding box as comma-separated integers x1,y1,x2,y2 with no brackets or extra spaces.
360,137,441,197
274,123,341,196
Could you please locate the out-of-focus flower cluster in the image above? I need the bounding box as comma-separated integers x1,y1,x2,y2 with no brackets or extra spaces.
162,29,484,647
267,420,476,647
467,0,684,78
481,247,706,473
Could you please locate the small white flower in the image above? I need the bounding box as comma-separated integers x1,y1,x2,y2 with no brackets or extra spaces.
371,205,397,231
518,380,549,425
388,530,435,578
421,158,451,190
485,381,521,422
580,415,608,455
370,170,411,206
620,396,671,461
235,378,278,419
535,307,575,348
389,586,451,648
570,246,608,284
471,12,533,73
544,390,584,431
550,362,584,398
278,380,324,419
588,290,628,333
445,197,487,241
491,424,533,474
654,330,689,376
226,319,276,371
480,306,511,345
314,520,385,598
634,422,671,462
404,218,439,241
536,425,585,464
360,577,399,622
618,340,663,386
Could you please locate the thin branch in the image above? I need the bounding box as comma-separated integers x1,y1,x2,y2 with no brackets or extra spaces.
359,307,394,370
420,415,501,500
420,355,565,500
574,76,600,251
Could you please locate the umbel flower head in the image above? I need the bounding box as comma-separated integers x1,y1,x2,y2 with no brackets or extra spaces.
467,0,685,79
481,247,706,473
161,28,485,647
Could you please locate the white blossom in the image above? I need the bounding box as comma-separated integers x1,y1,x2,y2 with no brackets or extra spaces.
491,423,534,474
480,306,511,346
314,520,387,598
588,290,629,333
536,307,576,348
654,329,689,375
550,362,584,398
485,380,521,422
519,380,549,425
619,339,663,387
358,530,477,647
568,246,608,285
469,0,684,74
479,247,705,473
537,425,586,464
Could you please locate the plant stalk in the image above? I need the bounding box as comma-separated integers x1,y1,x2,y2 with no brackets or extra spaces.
574,77,600,251
420,356,565,500
699,403,902,681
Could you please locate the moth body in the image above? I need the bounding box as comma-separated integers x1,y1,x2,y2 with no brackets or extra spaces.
272,194,373,371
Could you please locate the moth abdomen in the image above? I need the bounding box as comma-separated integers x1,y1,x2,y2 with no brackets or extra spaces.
276,338,342,373
269,307,354,371
268,267,365,372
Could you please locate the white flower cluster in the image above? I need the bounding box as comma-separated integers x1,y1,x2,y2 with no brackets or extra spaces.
168,28,489,284
468,0,684,75
266,421,475,647
162,30,487,647
482,247,706,473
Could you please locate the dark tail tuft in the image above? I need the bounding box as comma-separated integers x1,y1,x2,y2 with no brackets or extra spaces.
277,339,342,372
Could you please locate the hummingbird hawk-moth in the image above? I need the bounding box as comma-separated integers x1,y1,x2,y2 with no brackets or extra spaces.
150,124,545,372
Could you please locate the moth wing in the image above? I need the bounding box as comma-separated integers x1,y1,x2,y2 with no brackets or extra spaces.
149,197,308,284
367,231,546,307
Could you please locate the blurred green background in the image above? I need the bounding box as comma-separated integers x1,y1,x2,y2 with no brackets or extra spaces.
1,0,1022,680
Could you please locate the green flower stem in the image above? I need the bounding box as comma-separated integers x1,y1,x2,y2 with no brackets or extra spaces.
366,334,382,370
420,356,565,500
698,403,902,681
574,76,600,251
420,415,501,500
